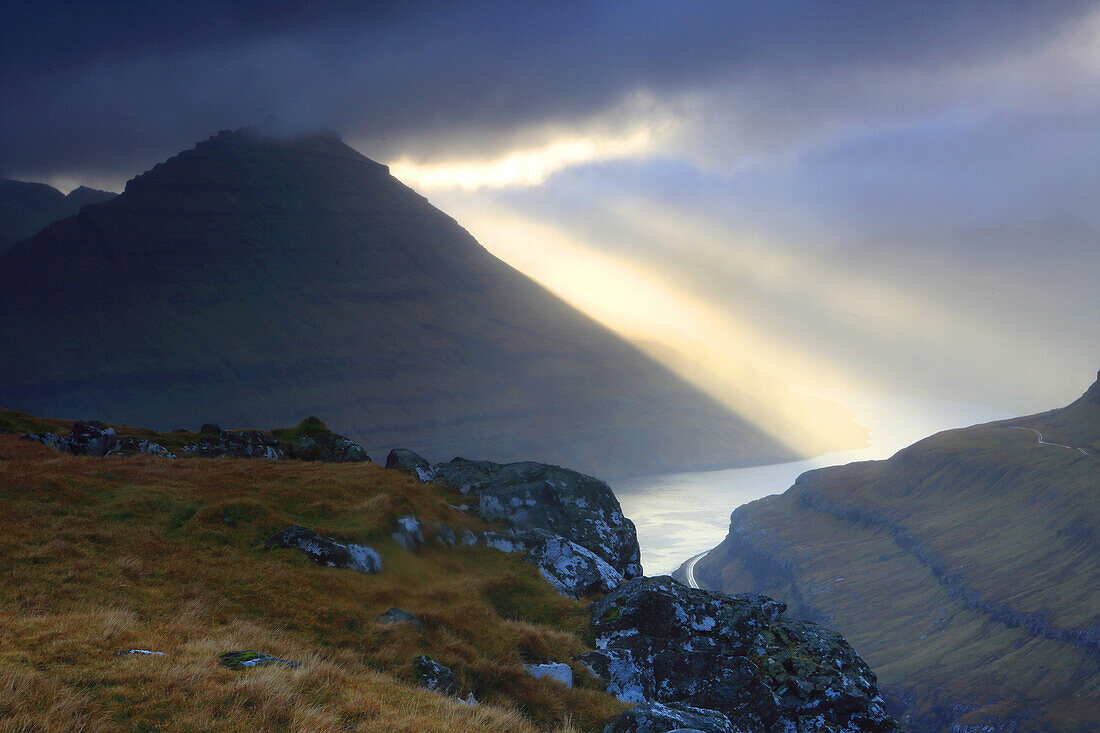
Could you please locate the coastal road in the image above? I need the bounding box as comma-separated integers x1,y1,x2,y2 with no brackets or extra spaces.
683,550,709,589
1009,426,1092,456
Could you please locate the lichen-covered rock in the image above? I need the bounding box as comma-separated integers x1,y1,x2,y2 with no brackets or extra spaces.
582,576,898,733
290,432,369,462
218,650,300,670
22,420,118,456
115,649,166,657
431,458,642,579
183,428,284,459
21,431,71,452
265,526,382,573
379,607,423,631
414,654,458,696
603,701,736,733
108,437,176,458
526,662,573,688
392,515,425,553
510,528,624,598
385,448,436,481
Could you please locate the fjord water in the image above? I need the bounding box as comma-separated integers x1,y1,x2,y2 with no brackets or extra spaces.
616,391,1011,575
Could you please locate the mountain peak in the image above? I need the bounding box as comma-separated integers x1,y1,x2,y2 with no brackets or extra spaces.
122,127,387,197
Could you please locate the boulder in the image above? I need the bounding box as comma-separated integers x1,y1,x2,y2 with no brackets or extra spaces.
431,459,642,579
581,576,898,733
218,650,300,670
290,432,369,462
603,701,736,733
385,448,435,481
413,654,458,696
183,428,284,459
483,529,624,598
460,530,478,546
392,515,425,553
526,662,573,688
379,607,423,632
22,420,118,456
265,526,382,573
68,421,119,455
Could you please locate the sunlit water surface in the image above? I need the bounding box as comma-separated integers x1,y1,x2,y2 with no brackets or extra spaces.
614,392,1012,575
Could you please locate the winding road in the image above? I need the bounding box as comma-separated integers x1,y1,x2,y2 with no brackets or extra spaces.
683,550,709,589
1008,426,1092,456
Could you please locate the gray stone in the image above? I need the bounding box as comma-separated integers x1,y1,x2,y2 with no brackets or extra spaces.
431,458,643,579
526,662,573,688
385,448,435,481
414,654,458,696
483,529,624,598
108,438,176,458
460,530,478,546
22,420,118,456
265,526,382,573
379,607,423,631
183,428,284,459
392,515,425,553
289,424,369,462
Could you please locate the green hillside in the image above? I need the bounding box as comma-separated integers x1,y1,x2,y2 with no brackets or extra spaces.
694,372,1100,731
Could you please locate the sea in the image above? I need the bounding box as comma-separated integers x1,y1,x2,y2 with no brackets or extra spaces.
614,391,1012,575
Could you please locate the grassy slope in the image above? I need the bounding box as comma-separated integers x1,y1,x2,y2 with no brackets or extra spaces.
0,412,627,732
696,394,1100,730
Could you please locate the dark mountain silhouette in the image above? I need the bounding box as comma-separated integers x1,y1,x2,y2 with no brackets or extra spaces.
0,178,116,252
691,371,1100,730
0,129,857,477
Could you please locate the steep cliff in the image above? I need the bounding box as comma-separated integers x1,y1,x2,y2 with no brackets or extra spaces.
694,372,1100,730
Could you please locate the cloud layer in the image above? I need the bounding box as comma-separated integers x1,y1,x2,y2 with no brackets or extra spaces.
4,1,1098,419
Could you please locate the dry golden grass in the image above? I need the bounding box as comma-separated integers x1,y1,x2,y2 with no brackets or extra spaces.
0,430,627,732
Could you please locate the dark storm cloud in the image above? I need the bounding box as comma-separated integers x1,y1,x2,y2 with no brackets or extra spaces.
1,1,1092,181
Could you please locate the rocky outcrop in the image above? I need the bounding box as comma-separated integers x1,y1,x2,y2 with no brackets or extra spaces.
484,529,625,598
583,576,898,733
413,654,458,696
265,526,382,573
386,451,642,598
290,433,369,462
218,650,300,670
183,428,284,459
282,416,370,462
386,448,436,481
431,457,643,579
22,420,119,456
108,437,176,458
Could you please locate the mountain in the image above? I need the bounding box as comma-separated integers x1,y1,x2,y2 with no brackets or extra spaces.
689,371,1100,731
0,178,116,251
0,128,860,478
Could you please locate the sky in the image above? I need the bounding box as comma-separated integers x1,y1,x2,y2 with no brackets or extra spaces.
3,0,1098,443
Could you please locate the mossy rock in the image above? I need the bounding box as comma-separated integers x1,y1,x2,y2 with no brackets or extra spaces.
218,650,300,670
